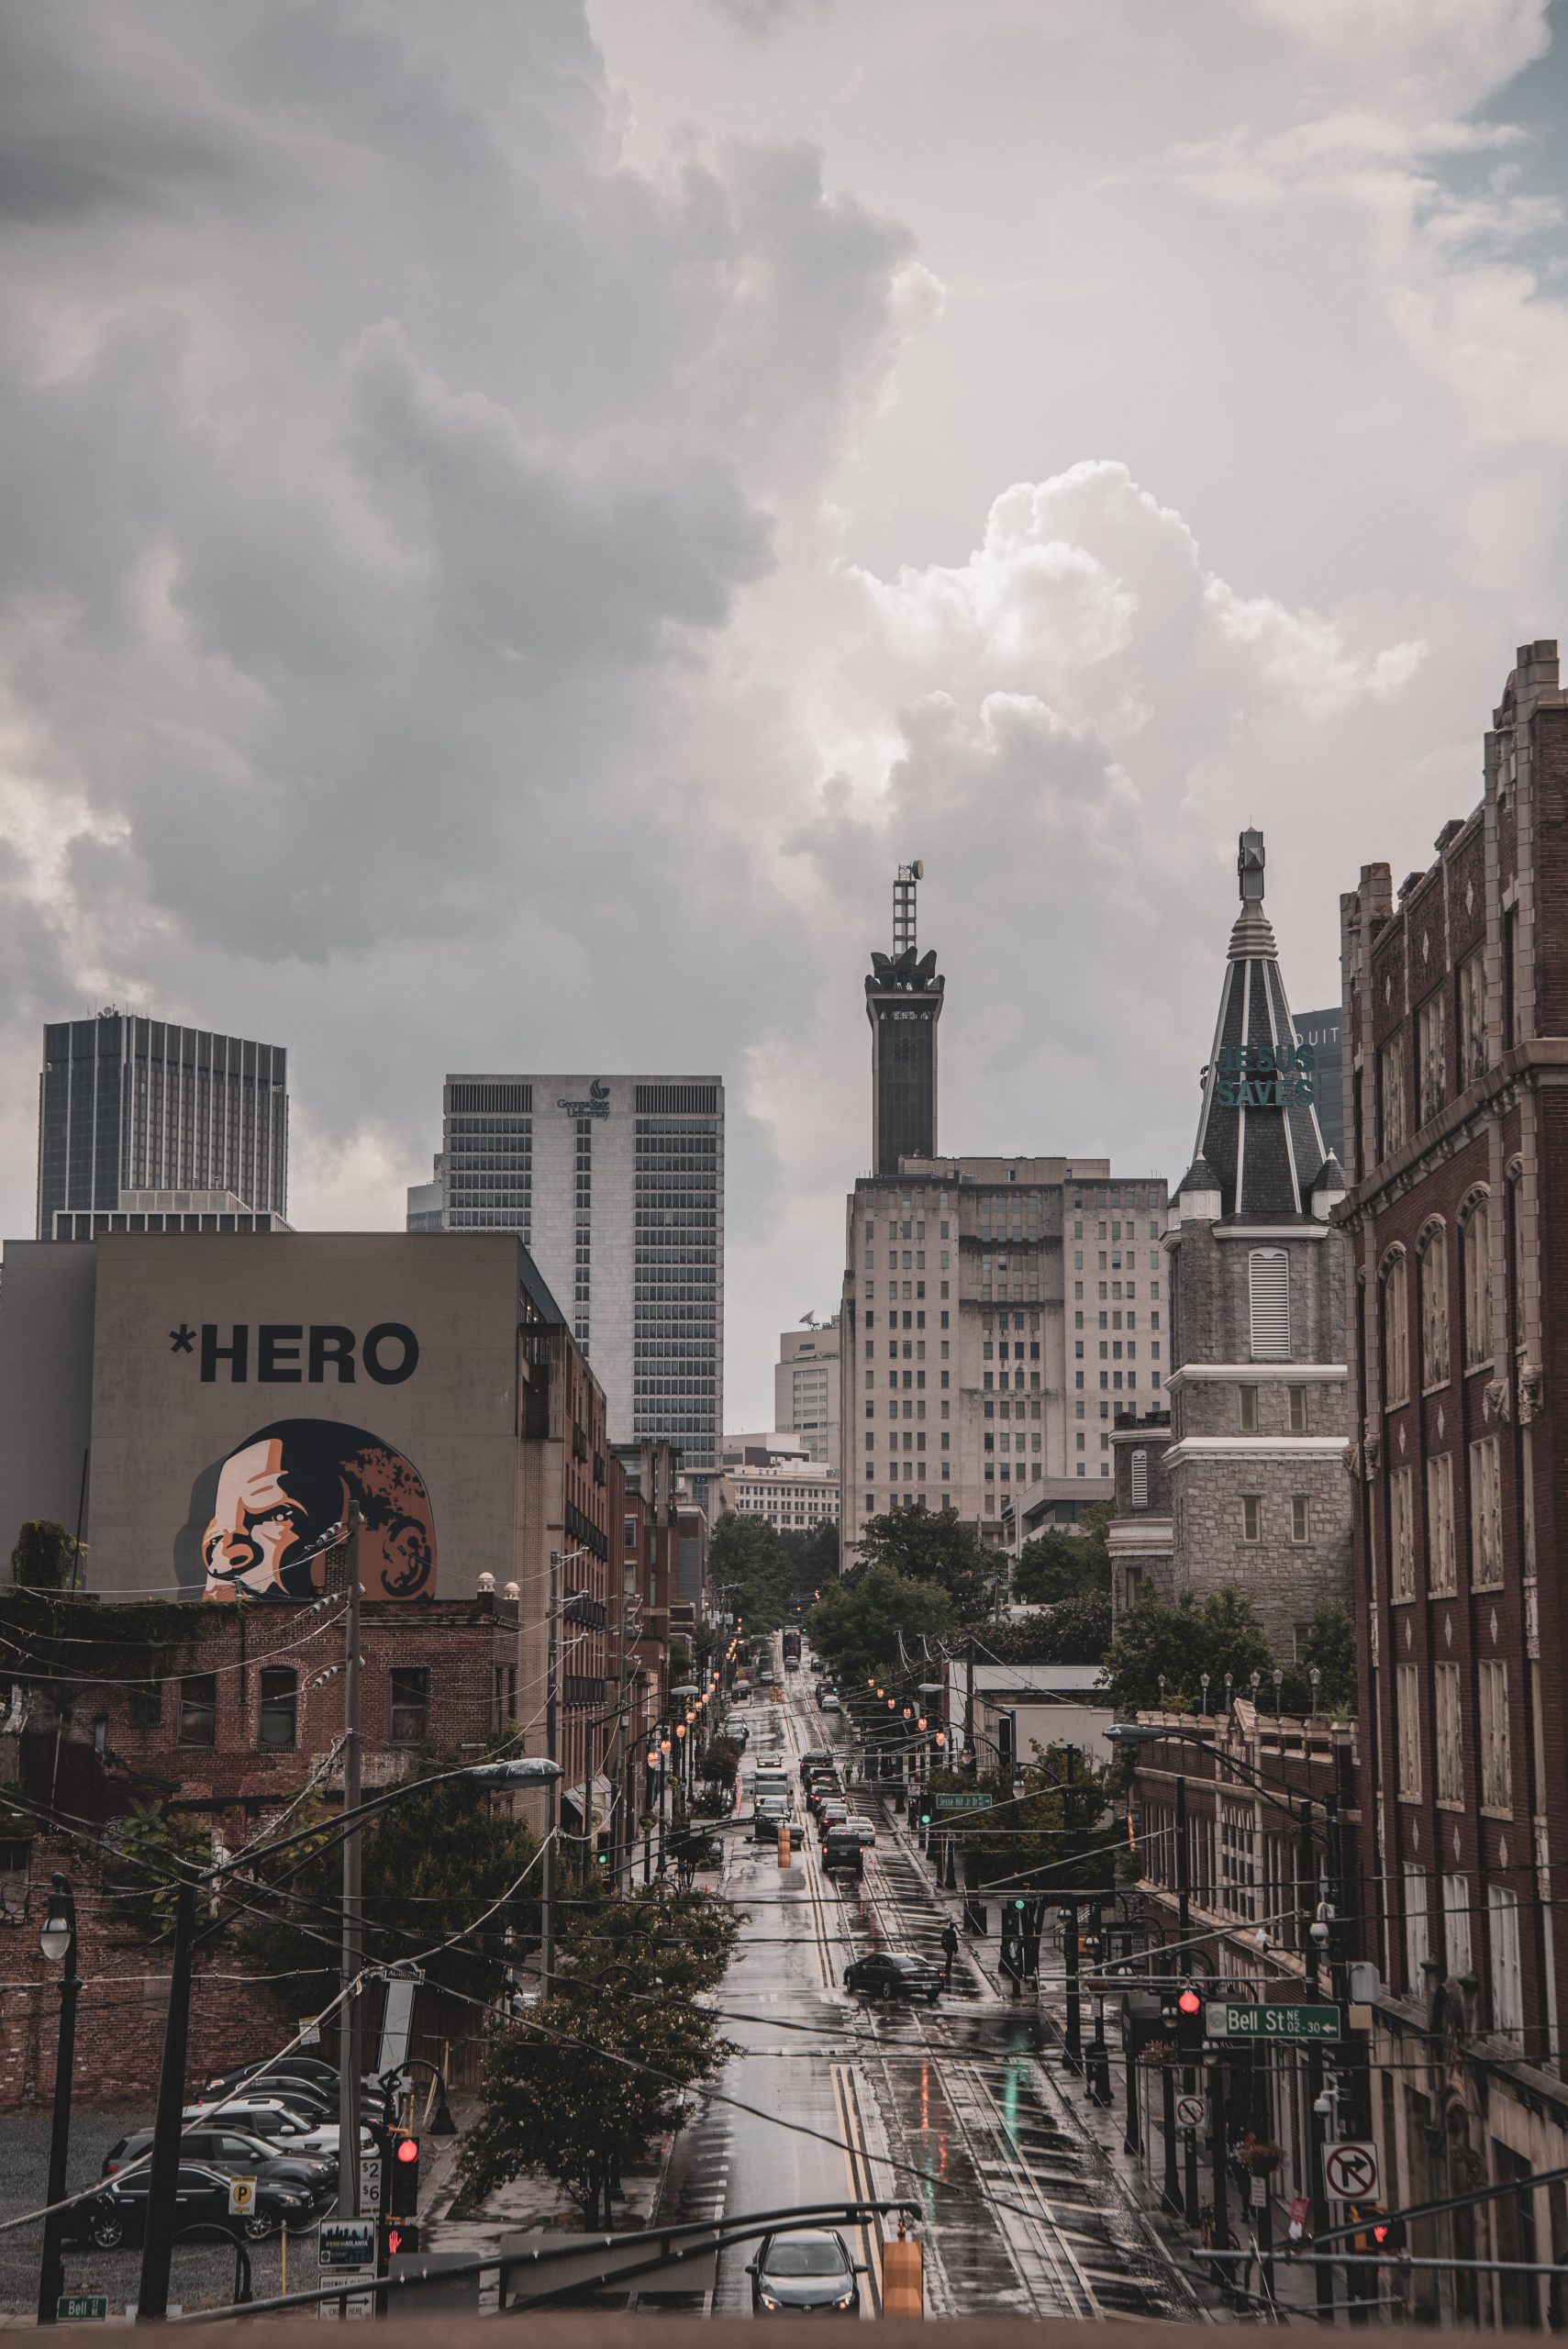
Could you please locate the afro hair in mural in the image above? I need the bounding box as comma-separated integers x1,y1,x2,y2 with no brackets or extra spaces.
183,1419,437,1602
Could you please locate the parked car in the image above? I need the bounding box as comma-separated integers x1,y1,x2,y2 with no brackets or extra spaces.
748,2229,863,2313
205,2056,340,2095
196,2076,332,2121
103,2125,332,2206
70,2162,310,2250
843,1950,942,2004
183,2099,376,2165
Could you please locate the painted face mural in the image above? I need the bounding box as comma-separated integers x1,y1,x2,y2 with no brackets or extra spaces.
191,1419,437,1602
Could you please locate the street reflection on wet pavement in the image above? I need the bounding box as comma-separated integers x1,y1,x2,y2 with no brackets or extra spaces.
653,1664,1203,2322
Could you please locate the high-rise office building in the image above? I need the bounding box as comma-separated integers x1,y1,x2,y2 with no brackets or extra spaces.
37,1013,288,1240
774,1318,841,1474
840,1156,1168,1554
866,863,943,1176
1291,1005,1347,1164
412,1074,724,1481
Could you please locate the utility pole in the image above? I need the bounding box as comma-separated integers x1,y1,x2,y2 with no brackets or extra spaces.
1302,1802,1334,2321
963,1634,976,1776
543,1549,561,1995
339,1508,363,2217
1162,1774,1188,2220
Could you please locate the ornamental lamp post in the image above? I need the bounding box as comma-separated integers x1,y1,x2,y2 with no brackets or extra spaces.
36,1876,80,2327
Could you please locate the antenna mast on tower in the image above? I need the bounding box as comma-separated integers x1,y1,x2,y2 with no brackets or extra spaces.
893,861,923,957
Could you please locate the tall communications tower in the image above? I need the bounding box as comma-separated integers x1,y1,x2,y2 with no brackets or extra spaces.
865,862,944,1177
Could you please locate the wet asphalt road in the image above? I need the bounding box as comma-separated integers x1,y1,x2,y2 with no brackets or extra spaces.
669,1662,1205,2322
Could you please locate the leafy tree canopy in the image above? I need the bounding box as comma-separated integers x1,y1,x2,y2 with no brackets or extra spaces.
462,1883,738,2228
239,1754,541,2011
1013,1504,1112,1606
1282,1601,1358,1717
1102,1588,1357,1720
780,1516,840,1597
707,1511,795,1635
984,1593,1111,1667
9,1520,83,1593
932,1742,1125,1895
806,1564,955,1687
851,1508,994,1620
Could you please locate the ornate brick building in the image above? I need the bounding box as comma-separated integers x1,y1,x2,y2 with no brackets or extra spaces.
1112,833,1352,1648
1340,640,1568,2324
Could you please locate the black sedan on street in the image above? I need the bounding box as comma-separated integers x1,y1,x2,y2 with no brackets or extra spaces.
843,1950,942,2004
748,2229,864,2313
70,2162,311,2249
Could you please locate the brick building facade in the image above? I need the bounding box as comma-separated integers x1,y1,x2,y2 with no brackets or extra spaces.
1340,640,1568,2324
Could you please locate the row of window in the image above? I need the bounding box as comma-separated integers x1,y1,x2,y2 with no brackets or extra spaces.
1377,941,1488,1159
1380,1194,1493,1403
1402,1865,1522,2031
1385,1436,1516,1597
163,1666,433,1749
1396,1656,1513,1810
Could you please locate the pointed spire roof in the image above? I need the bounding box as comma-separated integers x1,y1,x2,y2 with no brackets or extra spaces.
1191,830,1329,1219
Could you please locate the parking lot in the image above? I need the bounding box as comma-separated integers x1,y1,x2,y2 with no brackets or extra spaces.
0,2109,325,2317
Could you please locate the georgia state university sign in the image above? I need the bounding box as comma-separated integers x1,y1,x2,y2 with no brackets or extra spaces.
167,1322,420,1385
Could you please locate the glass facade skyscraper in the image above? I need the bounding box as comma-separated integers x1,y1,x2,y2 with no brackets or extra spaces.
37,1014,288,1239
417,1074,724,1482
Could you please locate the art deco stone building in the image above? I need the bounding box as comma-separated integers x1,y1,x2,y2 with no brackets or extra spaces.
1110,832,1352,1651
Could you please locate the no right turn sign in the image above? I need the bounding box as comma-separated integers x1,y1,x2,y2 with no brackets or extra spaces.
1324,2141,1380,2202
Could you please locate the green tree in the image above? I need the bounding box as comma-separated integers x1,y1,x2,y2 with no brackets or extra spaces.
806,1565,956,1687
779,1517,840,1599
462,1884,738,2228
707,1512,794,1634
981,1599,1110,1667
1282,1601,1359,1716
240,1758,541,2011
1013,1503,1112,1606
106,1802,214,1934
932,1742,1124,1895
851,1508,994,1620
9,1521,83,1592
1101,1586,1276,1716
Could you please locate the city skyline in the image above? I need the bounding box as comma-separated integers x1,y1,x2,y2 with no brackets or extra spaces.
2,6,1564,1435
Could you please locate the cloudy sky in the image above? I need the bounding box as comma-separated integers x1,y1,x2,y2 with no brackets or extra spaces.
2,0,1565,1428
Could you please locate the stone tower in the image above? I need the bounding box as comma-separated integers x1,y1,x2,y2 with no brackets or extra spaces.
865,863,944,1177
1146,832,1353,1653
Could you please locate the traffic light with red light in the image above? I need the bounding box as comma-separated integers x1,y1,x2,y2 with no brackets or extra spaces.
1175,1982,1204,2053
387,2132,422,2218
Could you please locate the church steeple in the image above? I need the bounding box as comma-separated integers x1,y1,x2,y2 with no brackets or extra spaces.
1182,830,1328,1219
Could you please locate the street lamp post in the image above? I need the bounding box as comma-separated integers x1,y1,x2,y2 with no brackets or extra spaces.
36,1876,80,2328
135,1753,560,2322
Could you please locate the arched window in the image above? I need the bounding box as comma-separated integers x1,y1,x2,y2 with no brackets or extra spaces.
1418,1227,1449,1388
1462,1192,1491,1369
1382,1252,1409,1408
1249,1249,1290,1360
